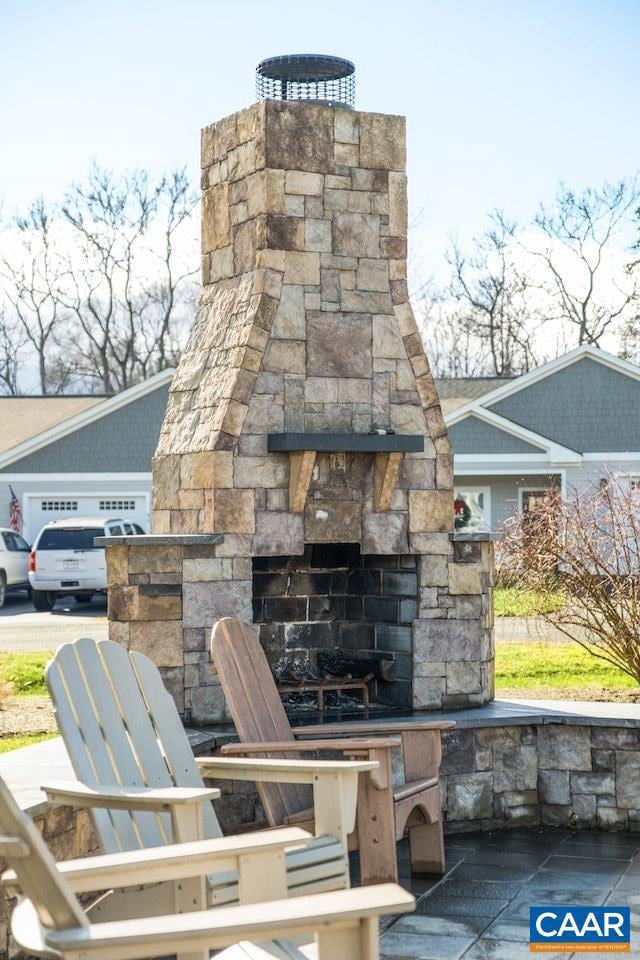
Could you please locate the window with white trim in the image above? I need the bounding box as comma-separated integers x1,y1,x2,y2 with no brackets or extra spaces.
454,487,491,532
41,500,78,512
99,500,137,511
612,475,640,497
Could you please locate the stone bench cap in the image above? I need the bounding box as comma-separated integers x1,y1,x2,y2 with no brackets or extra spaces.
451,532,502,542
95,534,225,547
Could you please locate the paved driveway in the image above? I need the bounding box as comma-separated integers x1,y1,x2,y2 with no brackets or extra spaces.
495,616,581,643
0,594,108,652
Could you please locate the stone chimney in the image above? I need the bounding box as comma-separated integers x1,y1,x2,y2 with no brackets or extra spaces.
153,100,451,539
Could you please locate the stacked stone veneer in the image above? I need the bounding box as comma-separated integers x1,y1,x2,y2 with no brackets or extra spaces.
205,720,640,834
440,722,640,831
106,98,495,718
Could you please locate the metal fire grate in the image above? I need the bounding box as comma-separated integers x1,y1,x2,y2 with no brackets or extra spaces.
256,54,355,109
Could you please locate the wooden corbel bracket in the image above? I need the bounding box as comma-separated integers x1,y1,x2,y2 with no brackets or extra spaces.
268,433,420,514
373,451,403,512
289,450,317,513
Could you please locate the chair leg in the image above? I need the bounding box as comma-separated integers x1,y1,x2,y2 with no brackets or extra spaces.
317,917,379,960
409,820,445,875
356,752,398,886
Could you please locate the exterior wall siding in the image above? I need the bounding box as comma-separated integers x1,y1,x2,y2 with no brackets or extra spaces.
564,459,640,496
0,384,169,474
0,479,152,542
448,416,545,454
489,357,640,453
454,474,560,529
455,461,640,530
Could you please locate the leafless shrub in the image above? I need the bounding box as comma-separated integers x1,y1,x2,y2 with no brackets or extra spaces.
497,480,640,681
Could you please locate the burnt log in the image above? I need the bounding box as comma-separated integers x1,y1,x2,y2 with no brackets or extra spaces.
317,650,396,682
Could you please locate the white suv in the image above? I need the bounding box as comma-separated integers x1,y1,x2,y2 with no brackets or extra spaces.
0,528,31,607
28,517,144,611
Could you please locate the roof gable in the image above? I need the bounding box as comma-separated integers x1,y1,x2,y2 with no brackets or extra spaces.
0,369,174,471
488,356,640,453
0,396,104,454
0,382,170,474
436,377,515,416
448,414,547,455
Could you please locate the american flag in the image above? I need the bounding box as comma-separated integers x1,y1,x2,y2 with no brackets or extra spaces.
8,486,22,533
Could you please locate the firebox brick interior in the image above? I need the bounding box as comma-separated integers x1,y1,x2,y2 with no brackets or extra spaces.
105,97,494,721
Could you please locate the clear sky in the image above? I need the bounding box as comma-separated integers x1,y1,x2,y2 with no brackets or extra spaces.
1,0,638,271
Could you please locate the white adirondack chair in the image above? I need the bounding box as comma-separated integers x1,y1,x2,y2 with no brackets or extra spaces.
0,774,415,960
44,638,379,916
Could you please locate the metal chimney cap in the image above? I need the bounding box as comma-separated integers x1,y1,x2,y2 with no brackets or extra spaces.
256,54,355,109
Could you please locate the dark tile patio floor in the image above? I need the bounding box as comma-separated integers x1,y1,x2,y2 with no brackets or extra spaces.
358,827,640,960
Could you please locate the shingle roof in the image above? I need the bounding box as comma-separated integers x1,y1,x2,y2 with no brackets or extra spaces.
435,377,515,414
0,375,516,456
0,396,105,454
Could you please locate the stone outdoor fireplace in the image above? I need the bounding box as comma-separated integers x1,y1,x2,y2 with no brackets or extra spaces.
103,59,495,723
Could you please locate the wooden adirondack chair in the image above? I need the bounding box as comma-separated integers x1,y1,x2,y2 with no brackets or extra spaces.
0,774,415,960
44,637,378,916
211,617,456,886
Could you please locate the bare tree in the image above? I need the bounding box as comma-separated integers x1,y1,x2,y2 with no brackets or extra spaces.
0,165,198,395
447,211,541,375
418,295,494,377
0,199,73,393
532,178,639,346
0,305,25,395
618,202,640,361
497,479,640,683
59,165,198,392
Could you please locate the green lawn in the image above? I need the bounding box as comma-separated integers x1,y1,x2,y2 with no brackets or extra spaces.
0,732,56,754
496,641,636,692
0,631,635,706
494,586,565,617
0,652,51,696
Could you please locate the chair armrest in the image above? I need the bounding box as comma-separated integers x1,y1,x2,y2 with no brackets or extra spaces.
2,827,312,896
42,781,221,812
291,721,453,781
291,720,456,735
220,737,401,755
40,884,415,957
43,780,222,843
197,756,379,844
197,755,378,782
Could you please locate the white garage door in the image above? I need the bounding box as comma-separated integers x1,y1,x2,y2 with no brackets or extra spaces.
25,494,149,543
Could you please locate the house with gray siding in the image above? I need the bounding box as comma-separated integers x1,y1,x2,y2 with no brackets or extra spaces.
439,346,640,531
0,370,172,542
3,346,637,541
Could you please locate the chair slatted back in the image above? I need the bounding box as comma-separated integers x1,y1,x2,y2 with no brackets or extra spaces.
45,638,220,855
211,618,313,825
0,776,86,932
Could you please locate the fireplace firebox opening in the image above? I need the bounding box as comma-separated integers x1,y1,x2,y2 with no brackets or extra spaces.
252,543,417,710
